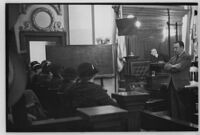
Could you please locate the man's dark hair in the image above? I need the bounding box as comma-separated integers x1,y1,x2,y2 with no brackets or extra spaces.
77,62,98,81
174,41,184,48
62,67,77,82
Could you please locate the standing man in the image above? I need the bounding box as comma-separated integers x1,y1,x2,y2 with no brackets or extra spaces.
164,41,192,121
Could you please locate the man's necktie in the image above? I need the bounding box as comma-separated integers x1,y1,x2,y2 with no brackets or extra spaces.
175,55,179,62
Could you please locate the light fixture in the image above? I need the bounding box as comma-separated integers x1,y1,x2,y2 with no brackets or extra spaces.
127,14,141,28
127,14,135,18
135,20,141,28
189,65,198,86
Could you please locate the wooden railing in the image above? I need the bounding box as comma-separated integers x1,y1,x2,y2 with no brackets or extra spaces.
141,110,198,131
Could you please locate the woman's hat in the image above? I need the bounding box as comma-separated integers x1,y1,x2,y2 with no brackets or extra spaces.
32,63,41,71
30,61,40,70
78,62,98,77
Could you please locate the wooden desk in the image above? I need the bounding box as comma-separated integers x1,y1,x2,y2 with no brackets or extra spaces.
112,91,149,131
143,74,169,112
184,84,198,98
185,84,198,89
124,56,139,75
77,105,128,131
150,63,165,73
30,116,89,132
184,85,198,124
146,73,170,91
112,91,149,110
141,110,198,131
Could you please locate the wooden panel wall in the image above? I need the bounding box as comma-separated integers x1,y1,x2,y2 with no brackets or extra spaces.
122,5,188,60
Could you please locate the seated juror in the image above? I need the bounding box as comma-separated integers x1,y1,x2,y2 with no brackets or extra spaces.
64,62,118,116
60,67,78,93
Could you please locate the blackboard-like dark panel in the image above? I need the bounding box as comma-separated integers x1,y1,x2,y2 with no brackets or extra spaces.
46,45,114,77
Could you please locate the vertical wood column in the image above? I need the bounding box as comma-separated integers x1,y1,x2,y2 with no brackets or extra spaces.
112,91,149,131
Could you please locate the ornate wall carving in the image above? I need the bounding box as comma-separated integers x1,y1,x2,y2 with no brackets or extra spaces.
14,4,65,53
18,5,64,32
19,4,62,15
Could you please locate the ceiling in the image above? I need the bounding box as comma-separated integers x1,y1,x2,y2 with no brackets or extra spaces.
122,5,190,30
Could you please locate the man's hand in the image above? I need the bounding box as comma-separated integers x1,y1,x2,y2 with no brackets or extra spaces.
165,63,182,70
171,63,181,69
170,63,182,72
164,63,173,70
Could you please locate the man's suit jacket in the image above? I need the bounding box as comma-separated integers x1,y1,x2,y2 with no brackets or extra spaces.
164,52,191,90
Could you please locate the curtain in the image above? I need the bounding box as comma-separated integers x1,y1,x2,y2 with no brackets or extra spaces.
117,36,127,72
112,5,127,72
190,6,198,60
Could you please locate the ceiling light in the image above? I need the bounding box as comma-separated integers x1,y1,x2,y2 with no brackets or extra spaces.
127,14,135,18
135,21,141,28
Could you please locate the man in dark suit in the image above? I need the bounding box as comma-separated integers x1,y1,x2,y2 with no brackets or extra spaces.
164,41,192,121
